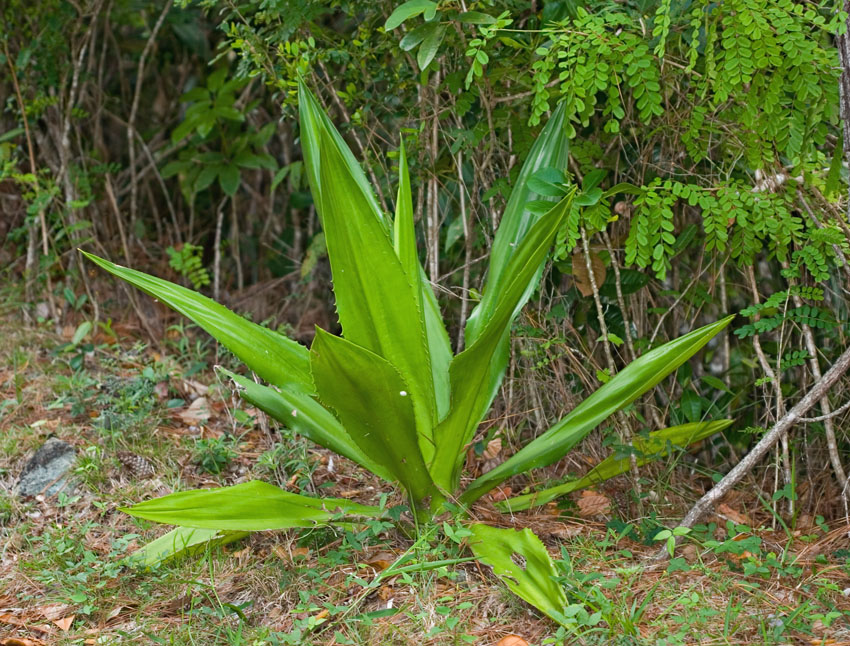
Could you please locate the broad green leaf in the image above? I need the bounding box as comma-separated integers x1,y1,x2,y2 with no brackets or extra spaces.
393,139,419,291
298,79,385,227
417,24,446,70
128,526,249,567
399,22,437,51
497,420,733,511
299,79,452,424
81,252,312,390
220,368,394,482
465,102,569,347
430,195,572,491
468,524,569,626
122,480,383,530
218,164,240,196
458,11,497,24
461,316,735,504
393,141,451,420
384,0,437,30
311,329,435,505
314,127,437,448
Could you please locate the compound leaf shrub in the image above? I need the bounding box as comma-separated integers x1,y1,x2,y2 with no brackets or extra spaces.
85,79,732,624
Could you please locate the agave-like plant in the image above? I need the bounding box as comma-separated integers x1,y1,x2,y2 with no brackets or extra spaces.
84,80,732,624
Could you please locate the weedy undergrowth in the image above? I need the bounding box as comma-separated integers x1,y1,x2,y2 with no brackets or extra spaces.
83,78,733,628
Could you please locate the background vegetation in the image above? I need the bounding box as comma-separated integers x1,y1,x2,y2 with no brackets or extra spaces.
1,0,849,644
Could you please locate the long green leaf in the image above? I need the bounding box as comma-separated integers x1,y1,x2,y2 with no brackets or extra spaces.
497,420,734,512
298,79,385,227
465,102,569,347
430,195,572,491
468,524,569,626
298,79,452,424
220,369,394,482
122,480,383,530
82,252,312,390
128,526,249,567
310,329,435,505
461,316,735,504
315,127,437,451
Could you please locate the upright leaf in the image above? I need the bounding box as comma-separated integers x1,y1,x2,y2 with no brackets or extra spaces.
299,79,452,424
497,420,734,511
123,480,383,530
220,369,394,482
430,195,572,491
313,128,438,445
468,524,569,626
460,316,735,504
82,252,312,390
311,329,435,505
465,102,569,346
394,140,451,420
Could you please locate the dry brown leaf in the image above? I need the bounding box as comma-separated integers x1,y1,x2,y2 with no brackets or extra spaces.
487,486,512,502
364,551,396,571
53,616,74,632
496,636,529,646
572,250,606,297
0,613,51,634
483,437,502,461
177,397,211,424
1,638,45,646
576,489,611,517
717,503,751,526
182,379,209,397
292,547,310,559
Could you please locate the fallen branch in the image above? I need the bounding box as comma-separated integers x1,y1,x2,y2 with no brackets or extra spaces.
657,344,850,557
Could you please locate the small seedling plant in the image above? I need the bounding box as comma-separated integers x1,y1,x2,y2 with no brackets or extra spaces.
84,79,733,627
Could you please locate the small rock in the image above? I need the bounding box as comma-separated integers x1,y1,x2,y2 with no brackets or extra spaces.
15,438,77,498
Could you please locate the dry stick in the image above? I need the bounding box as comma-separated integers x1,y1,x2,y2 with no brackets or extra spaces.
669,343,850,543
58,8,101,324
4,41,57,317
786,274,848,498
127,0,173,240
103,177,160,344
745,265,793,513
213,198,227,301
455,150,472,352
581,227,642,502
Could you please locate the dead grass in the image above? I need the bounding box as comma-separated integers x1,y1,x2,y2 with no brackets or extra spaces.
1,311,848,646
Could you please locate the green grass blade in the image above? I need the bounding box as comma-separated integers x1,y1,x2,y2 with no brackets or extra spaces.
468,524,569,626
497,420,734,512
465,102,569,347
127,526,249,568
311,329,436,506
430,195,572,491
461,316,735,504
220,369,394,482
121,480,383,530
82,251,312,390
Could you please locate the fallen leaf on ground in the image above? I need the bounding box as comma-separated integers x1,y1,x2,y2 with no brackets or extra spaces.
364,551,396,571
576,490,611,517
487,486,512,502
53,615,74,631
717,503,751,526
177,397,211,424
496,636,529,646
483,437,502,460
1,638,45,646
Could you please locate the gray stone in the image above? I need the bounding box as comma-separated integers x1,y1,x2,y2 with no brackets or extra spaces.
15,437,77,498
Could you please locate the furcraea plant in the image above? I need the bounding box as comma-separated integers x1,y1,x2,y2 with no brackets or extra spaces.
84,80,732,626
